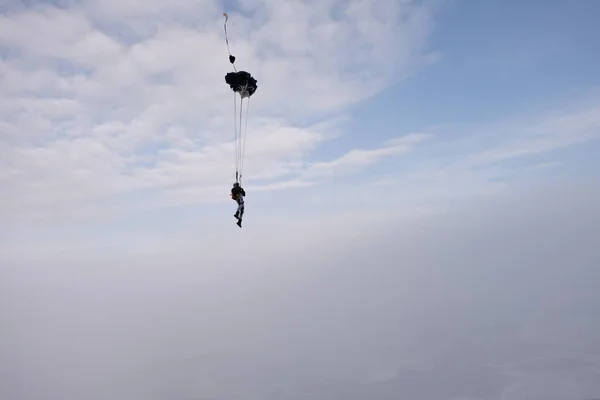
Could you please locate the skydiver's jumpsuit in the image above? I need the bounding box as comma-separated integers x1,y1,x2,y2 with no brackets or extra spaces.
231,186,245,224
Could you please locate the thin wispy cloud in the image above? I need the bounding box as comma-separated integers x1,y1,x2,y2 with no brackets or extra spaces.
468,106,600,165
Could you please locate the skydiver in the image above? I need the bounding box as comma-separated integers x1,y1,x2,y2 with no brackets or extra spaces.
231,182,245,228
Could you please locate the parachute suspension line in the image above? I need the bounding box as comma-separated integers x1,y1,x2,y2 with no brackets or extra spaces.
240,95,250,177
223,13,237,72
237,94,244,183
233,90,239,183
231,90,251,184
232,91,249,184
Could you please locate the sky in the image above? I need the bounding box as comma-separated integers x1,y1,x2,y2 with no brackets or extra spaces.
1,0,600,399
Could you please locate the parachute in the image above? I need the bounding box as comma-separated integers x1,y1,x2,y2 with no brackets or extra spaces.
225,71,257,99
223,12,257,184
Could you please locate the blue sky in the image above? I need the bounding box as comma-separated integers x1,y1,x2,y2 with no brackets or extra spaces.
365,9,599,124
346,0,600,157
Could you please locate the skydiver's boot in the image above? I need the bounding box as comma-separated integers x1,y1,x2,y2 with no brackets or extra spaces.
236,219,242,228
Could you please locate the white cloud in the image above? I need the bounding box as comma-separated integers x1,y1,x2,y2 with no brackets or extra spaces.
469,106,600,165
338,103,600,215
0,0,439,220
303,133,433,179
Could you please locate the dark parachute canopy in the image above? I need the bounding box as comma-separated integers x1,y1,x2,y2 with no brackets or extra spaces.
223,12,257,184
225,70,257,99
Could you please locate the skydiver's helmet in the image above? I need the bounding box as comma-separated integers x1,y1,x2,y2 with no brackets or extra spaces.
233,182,240,187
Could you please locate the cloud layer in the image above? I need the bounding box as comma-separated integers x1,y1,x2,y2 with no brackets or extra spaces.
2,181,600,399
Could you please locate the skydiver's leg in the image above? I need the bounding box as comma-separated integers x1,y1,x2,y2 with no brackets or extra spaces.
235,200,244,227
233,199,244,219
